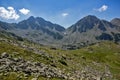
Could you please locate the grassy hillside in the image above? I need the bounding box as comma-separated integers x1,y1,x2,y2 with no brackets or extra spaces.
0,31,120,80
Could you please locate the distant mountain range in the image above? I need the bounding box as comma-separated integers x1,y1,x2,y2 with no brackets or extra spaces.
0,15,120,48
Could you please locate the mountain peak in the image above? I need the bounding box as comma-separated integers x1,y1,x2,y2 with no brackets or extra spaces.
111,18,120,26
82,15,99,21
77,15,100,25
111,18,120,21
68,15,100,33
27,16,36,22
28,16,35,19
85,15,98,19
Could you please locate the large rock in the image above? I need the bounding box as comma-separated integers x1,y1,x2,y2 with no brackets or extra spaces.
1,52,9,58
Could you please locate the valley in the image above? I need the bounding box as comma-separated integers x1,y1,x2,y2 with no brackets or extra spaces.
0,15,120,80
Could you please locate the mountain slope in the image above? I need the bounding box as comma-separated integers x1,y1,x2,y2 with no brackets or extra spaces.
0,30,120,80
62,15,120,47
111,18,120,31
0,21,16,30
111,18,120,27
2,16,65,45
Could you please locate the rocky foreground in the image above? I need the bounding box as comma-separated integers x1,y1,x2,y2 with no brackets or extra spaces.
0,52,67,80
0,52,113,80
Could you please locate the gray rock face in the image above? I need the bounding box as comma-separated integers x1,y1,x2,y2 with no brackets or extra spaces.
111,18,120,31
0,16,65,46
62,15,120,47
111,18,120,27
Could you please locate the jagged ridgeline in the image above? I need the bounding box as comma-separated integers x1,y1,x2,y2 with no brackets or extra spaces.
0,15,120,48
0,15,120,80
0,16,65,46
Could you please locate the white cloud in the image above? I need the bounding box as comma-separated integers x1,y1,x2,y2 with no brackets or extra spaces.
0,6,20,20
19,8,30,15
96,5,108,12
62,13,69,17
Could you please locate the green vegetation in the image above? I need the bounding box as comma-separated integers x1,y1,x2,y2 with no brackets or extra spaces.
0,33,120,80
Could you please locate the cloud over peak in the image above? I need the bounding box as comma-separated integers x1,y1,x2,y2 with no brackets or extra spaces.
19,8,30,15
0,6,20,20
96,5,108,12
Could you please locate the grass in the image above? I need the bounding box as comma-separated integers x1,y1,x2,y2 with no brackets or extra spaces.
0,33,120,80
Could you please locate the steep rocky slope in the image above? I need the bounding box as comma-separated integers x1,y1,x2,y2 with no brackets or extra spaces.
111,18,120,27
62,15,120,49
0,16,65,46
111,18,120,31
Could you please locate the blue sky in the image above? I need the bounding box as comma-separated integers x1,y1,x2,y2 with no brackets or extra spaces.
0,0,120,28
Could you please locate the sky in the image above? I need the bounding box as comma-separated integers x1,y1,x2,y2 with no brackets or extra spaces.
0,0,120,28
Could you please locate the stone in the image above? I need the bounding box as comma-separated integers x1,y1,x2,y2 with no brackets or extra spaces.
31,78,37,80
1,52,9,58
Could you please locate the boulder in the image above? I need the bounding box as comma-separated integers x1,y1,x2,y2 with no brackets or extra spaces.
1,52,9,58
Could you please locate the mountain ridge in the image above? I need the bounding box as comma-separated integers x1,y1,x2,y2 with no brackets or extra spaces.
0,15,120,47
0,15,119,31
62,15,120,49
1,16,66,45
